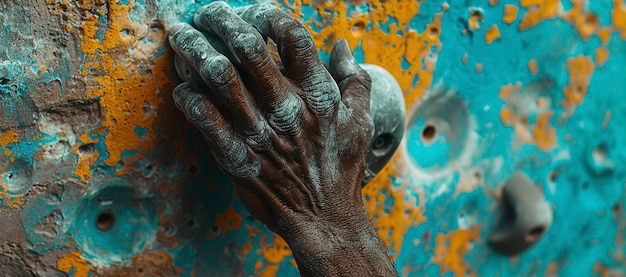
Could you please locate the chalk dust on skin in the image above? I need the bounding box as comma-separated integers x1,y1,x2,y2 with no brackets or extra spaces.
78,0,171,175
276,0,441,262
281,0,444,110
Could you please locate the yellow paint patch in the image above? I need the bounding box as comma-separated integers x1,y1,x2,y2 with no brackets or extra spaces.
215,204,243,234
57,250,91,277
432,225,480,276
78,0,171,175
72,130,100,182
0,130,20,148
468,10,484,30
362,153,426,256
613,0,626,39
499,83,556,151
259,233,292,264
595,47,610,66
485,24,501,44
528,59,539,75
519,0,560,30
563,55,595,113
283,0,443,110
503,4,518,24
475,63,483,73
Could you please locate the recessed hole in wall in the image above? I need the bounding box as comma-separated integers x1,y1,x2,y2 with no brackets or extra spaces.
6,172,14,180
548,170,558,182
469,10,484,22
187,219,196,227
592,145,608,164
78,143,95,155
137,268,144,273
0,78,9,85
422,125,436,142
96,211,115,231
211,225,220,235
428,26,439,36
526,226,545,241
351,21,366,37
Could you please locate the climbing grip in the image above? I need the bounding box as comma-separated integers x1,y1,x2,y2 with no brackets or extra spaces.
488,171,553,255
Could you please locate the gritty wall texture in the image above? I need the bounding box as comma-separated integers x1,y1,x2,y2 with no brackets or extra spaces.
0,0,625,276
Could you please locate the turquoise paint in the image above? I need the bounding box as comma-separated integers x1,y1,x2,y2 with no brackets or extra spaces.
1,0,625,275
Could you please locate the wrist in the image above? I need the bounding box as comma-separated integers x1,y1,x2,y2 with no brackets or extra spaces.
281,207,397,277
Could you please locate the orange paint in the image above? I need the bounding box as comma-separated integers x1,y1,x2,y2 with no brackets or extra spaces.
563,55,595,113
499,83,556,151
462,54,468,64
468,10,484,30
72,131,100,182
214,204,243,234
475,63,483,73
284,0,443,110
595,47,609,66
432,225,480,276
362,154,426,256
528,59,539,75
532,112,557,151
490,0,499,6
613,0,626,39
78,0,171,175
57,250,91,277
518,0,560,30
259,233,292,264
503,5,518,24
485,24,501,44
0,129,20,148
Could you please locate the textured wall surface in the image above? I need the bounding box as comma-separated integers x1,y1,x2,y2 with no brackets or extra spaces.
0,0,625,276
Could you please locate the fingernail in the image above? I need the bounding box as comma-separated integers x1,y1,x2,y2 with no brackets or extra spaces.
168,22,187,35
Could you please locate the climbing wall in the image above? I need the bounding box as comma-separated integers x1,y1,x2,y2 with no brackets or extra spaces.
0,0,625,276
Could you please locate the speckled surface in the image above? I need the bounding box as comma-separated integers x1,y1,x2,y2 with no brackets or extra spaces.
0,0,624,276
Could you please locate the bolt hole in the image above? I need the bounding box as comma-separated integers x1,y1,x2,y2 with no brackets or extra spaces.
548,170,558,182
592,145,608,164
78,143,95,155
6,173,14,180
351,21,366,37
422,125,437,142
137,268,143,273
187,219,196,227
211,225,220,235
428,26,439,36
526,226,545,241
96,211,115,231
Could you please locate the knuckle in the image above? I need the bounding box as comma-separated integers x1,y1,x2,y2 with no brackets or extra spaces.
282,24,314,51
268,94,304,135
233,32,265,57
184,95,210,124
245,121,272,151
218,140,260,178
201,56,234,86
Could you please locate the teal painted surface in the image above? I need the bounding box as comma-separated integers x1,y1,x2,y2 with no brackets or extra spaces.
0,0,625,276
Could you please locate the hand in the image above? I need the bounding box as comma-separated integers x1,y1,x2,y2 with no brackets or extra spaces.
168,2,396,276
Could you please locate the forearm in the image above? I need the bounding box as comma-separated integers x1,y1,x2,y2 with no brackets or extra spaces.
285,208,398,277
